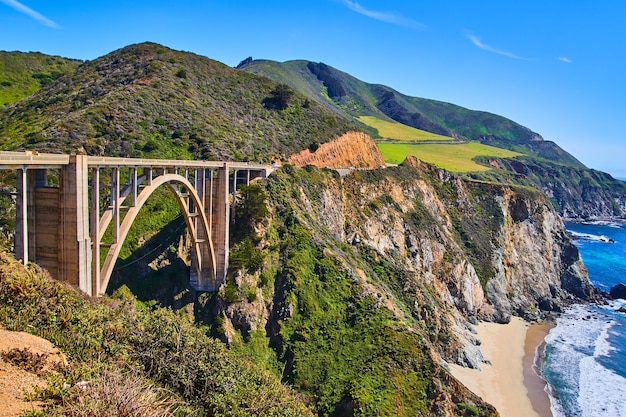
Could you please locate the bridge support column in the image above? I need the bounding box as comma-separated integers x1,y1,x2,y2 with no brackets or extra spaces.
191,164,230,291
213,164,230,287
14,169,30,265
15,169,53,268
58,155,92,294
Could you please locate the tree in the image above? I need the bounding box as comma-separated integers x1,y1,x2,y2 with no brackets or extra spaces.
264,84,295,110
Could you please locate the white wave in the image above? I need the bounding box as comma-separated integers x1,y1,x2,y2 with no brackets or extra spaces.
580,220,626,229
543,304,617,416
608,299,626,311
549,396,567,417
594,324,614,357
568,230,616,243
578,356,626,417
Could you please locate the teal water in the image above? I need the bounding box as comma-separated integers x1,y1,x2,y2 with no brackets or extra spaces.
541,221,626,417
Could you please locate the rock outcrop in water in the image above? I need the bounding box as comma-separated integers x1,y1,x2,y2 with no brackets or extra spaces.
610,283,626,300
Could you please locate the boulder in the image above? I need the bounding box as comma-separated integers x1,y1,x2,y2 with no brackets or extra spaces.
609,283,626,300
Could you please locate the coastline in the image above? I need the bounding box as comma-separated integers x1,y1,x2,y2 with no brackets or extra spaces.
449,317,553,417
524,321,553,417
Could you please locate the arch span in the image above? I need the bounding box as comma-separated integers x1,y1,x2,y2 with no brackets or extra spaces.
99,173,217,295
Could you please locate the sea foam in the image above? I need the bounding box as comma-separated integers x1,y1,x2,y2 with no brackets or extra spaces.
568,230,616,243
543,304,626,417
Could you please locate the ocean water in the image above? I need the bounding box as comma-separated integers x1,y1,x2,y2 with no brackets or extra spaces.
541,221,626,417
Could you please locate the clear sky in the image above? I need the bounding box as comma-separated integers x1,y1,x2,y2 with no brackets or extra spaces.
1,1,625,178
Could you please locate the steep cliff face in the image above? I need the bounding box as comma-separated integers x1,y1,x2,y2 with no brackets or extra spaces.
287,131,385,169
216,157,594,415
481,157,626,220
292,157,593,323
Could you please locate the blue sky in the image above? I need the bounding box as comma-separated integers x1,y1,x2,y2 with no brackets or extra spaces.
1,1,625,178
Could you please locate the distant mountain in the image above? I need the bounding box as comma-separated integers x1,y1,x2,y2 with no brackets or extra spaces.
0,43,357,162
238,59,584,167
239,58,626,219
0,51,81,107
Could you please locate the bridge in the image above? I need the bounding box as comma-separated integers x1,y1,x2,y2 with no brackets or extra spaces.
0,151,274,297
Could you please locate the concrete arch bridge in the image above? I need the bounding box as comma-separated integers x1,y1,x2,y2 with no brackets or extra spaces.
0,151,273,296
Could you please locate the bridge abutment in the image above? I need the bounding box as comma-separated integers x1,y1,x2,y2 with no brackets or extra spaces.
14,156,92,293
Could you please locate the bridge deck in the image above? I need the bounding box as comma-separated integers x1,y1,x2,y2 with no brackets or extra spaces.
0,151,70,169
0,151,272,173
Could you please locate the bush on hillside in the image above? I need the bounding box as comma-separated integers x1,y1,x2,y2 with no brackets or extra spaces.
0,251,313,416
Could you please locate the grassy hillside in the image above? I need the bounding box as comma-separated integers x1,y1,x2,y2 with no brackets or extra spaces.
359,115,454,142
239,59,585,167
378,142,522,172
0,51,81,106
0,43,359,162
0,251,313,416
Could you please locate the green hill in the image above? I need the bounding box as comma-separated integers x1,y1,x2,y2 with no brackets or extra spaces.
379,141,521,172
0,51,81,107
239,59,585,167
358,115,455,142
239,58,626,217
0,43,358,162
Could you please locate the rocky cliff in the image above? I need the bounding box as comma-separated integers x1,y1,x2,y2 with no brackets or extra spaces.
495,157,626,220
288,156,593,321
215,155,594,415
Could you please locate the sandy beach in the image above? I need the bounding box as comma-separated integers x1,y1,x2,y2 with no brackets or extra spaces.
449,317,552,417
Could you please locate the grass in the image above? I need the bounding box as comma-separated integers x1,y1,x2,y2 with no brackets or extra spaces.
358,115,454,142
378,141,522,172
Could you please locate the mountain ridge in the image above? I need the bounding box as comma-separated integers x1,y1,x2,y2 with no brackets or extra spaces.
239,57,626,219
0,43,358,163
239,58,586,166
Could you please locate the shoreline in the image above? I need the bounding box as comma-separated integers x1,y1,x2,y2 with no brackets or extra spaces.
523,321,553,417
449,317,553,417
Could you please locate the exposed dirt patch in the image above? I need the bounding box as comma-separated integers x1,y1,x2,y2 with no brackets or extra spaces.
0,328,67,417
288,131,385,169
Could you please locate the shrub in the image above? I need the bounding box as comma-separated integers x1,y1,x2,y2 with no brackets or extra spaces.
0,251,314,416
1,347,47,373
59,370,183,417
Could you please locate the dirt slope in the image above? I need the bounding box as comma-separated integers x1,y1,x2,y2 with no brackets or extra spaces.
288,131,385,168
0,328,67,417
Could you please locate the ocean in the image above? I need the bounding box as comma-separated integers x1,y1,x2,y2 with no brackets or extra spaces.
541,221,626,417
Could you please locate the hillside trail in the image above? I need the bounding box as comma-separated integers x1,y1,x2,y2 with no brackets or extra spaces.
0,328,67,417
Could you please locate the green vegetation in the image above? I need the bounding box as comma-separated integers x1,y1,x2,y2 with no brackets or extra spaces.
275,209,433,415
470,155,626,216
0,51,80,107
263,166,495,416
0,43,357,163
242,60,545,150
378,141,522,172
359,115,454,142
0,251,313,416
